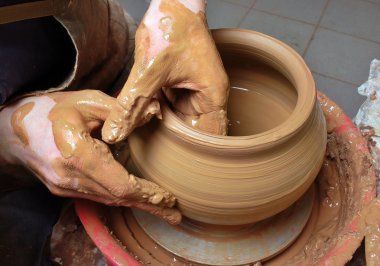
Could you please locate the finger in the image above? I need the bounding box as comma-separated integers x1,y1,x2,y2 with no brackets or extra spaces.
26,156,123,204
49,182,182,226
41,158,180,226
132,202,182,225
102,54,167,144
49,131,177,208
67,129,176,208
66,90,116,124
49,90,117,135
52,174,182,225
164,87,229,135
162,86,203,116
178,109,228,135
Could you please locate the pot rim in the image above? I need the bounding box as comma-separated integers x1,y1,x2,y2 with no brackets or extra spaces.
160,28,316,149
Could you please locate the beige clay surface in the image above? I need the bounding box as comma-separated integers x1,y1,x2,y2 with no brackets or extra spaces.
128,29,327,225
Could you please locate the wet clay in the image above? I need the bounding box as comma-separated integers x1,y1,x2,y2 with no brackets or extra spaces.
50,204,106,265
359,198,380,266
102,0,229,143
94,92,375,266
11,102,35,145
128,29,326,225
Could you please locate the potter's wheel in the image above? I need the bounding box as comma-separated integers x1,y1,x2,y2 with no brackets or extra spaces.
108,179,318,265
128,185,314,265
76,92,376,265
107,186,314,265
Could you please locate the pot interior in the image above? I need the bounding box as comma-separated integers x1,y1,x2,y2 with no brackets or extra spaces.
221,46,298,136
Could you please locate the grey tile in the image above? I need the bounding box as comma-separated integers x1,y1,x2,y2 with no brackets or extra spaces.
206,0,249,29
366,0,380,4
313,73,366,118
119,0,149,22
320,0,380,43
240,10,315,54
304,28,380,85
222,0,256,7
254,0,326,24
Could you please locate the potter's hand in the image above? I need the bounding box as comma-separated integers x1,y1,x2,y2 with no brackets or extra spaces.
102,0,229,144
0,91,181,225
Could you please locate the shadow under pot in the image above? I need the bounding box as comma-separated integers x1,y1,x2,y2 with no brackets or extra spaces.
128,29,327,226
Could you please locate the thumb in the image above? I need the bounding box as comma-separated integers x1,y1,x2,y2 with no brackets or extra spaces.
102,60,166,144
102,96,161,144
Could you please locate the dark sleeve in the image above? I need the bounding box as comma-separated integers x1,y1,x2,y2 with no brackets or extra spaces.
0,1,75,104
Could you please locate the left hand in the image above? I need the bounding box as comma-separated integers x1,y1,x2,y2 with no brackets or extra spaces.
0,90,181,224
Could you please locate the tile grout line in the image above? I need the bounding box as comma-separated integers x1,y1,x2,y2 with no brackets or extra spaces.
249,8,316,26
219,0,254,8
359,0,380,6
318,26,380,46
217,0,380,46
301,0,330,58
313,71,361,87
220,0,380,8
236,0,257,27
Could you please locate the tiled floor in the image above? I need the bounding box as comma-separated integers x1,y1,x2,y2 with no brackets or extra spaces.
119,0,380,117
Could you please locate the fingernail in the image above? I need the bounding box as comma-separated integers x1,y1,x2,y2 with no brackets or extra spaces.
165,211,182,225
150,193,164,205
166,195,176,208
102,122,121,144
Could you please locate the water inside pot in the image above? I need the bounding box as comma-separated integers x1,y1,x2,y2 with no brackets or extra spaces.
224,53,298,136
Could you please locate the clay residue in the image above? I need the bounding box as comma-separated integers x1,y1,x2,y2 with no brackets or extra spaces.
363,198,380,266
50,204,106,265
108,208,187,265
279,132,362,265
11,102,35,145
273,93,376,265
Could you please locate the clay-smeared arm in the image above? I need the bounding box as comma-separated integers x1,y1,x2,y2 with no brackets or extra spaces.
102,0,229,144
0,91,181,225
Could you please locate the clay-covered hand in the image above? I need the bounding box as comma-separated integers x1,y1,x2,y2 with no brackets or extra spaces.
0,90,181,225
102,0,229,144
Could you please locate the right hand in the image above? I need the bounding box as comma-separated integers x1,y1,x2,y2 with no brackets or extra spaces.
0,90,181,225
102,0,229,144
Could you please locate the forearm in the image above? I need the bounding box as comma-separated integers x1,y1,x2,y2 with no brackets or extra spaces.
148,0,206,13
142,0,206,59
144,0,206,28
180,0,206,12
0,104,19,165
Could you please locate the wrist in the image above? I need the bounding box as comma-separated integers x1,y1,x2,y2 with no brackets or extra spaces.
0,105,18,165
177,0,206,13
148,0,206,14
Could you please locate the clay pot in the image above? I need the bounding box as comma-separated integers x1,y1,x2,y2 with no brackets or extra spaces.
128,29,327,225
